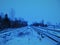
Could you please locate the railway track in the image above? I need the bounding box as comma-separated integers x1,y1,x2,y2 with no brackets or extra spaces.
33,26,60,37
0,26,60,45
37,26,60,33
31,26,60,44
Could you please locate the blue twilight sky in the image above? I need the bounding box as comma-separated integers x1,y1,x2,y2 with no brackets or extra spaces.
0,0,60,24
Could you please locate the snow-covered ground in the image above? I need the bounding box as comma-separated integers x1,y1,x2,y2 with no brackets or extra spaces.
35,26,60,37
0,26,59,45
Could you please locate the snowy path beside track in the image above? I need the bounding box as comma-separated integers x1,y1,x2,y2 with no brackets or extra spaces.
0,26,60,45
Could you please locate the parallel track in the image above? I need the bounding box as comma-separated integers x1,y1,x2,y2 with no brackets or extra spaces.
31,26,60,44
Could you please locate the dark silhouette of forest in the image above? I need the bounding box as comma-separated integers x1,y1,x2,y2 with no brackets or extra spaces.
30,20,60,29
0,10,59,32
0,13,28,30
31,22,48,27
30,20,48,27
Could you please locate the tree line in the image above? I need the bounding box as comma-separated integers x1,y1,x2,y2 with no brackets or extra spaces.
0,13,28,30
30,20,48,27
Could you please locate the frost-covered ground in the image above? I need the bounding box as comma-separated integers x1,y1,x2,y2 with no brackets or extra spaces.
0,26,60,45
